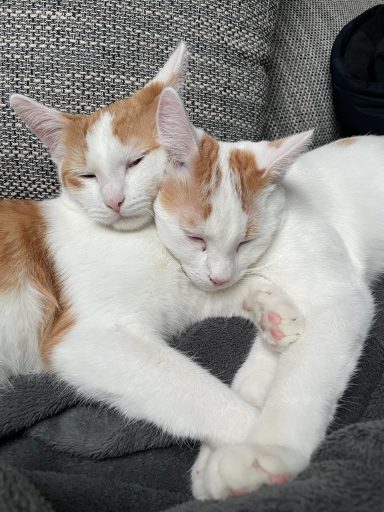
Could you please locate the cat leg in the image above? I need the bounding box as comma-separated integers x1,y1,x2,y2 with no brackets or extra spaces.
193,277,298,499
231,337,278,409
243,276,305,351
192,337,278,499
193,283,374,499
49,321,258,447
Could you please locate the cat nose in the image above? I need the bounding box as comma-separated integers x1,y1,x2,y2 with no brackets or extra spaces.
106,195,125,213
209,275,230,286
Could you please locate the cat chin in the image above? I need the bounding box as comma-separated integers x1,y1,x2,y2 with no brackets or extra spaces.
107,214,151,232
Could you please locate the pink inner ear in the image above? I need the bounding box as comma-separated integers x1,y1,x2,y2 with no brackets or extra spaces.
259,130,314,180
10,94,67,163
157,87,198,167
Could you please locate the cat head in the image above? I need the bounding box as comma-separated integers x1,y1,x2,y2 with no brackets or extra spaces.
10,43,188,231
155,88,313,291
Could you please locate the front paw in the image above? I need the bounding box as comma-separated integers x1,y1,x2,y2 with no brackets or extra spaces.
243,285,304,351
191,444,213,500
192,443,306,500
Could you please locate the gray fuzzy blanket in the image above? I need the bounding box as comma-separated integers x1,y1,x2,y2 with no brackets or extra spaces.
0,283,384,512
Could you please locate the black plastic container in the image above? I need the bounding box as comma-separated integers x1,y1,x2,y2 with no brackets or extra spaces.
331,5,384,136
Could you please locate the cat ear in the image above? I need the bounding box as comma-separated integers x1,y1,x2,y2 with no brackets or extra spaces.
10,94,68,165
150,41,188,90
258,130,314,182
157,87,199,170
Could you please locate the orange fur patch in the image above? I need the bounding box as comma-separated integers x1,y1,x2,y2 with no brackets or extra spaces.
59,113,90,190
109,82,163,149
159,135,221,225
229,149,269,237
61,162,83,190
0,200,73,364
59,82,168,190
229,149,267,211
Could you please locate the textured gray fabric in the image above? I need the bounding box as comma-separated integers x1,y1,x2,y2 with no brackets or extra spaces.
262,0,380,147
0,0,279,200
0,464,53,512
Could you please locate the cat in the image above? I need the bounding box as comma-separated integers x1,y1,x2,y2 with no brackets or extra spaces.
155,88,383,499
3,46,303,453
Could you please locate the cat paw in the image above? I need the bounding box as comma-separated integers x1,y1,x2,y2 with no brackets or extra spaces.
191,444,305,500
191,444,213,500
243,285,304,351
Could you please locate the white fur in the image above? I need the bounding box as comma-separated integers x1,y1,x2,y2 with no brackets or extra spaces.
189,136,382,499
150,42,188,89
0,284,44,381
0,195,301,448
65,111,167,231
43,198,267,446
39,193,301,447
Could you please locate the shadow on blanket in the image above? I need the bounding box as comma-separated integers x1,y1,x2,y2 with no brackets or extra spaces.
0,281,383,512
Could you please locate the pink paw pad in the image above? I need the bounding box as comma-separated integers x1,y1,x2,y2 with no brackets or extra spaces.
267,312,281,325
270,327,285,341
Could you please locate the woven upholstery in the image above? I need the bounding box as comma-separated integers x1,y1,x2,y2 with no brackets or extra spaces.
262,0,380,148
0,0,279,199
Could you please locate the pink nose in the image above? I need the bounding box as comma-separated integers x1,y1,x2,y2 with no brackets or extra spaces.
106,196,125,213
209,276,230,286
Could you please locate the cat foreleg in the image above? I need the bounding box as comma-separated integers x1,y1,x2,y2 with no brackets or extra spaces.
49,322,258,447
192,337,279,499
193,284,374,499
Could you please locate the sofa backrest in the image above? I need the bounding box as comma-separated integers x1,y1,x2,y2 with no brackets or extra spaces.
0,1,279,199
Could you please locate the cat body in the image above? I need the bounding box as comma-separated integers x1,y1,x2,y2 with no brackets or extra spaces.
0,194,255,438
41,195,253,340
6,47,377,500
145,86,384,500
0,187,297,448
3,47,302,453
182,135,383,498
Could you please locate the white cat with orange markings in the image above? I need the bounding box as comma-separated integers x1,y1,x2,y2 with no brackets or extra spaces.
155,89,382,499
2,44,303,458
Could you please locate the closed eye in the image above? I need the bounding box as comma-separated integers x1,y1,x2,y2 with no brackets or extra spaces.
127,156,144,169
187,235,207,252
80,174,96,179
237,240,250,251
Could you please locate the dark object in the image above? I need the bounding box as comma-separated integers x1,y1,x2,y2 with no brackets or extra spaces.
331,5,384,137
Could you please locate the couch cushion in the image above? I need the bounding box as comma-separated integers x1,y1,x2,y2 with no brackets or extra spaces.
262,0,380,147
0,1,279,200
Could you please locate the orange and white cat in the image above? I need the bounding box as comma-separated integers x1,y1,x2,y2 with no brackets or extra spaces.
2,42,303,464
155,88,380,499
